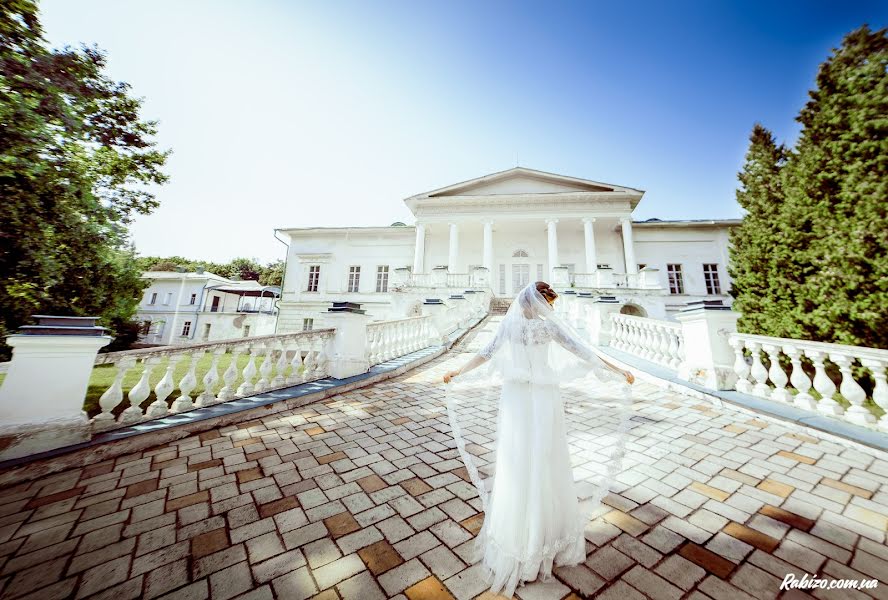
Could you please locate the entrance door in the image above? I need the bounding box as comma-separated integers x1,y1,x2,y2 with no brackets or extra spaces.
512,264,530,294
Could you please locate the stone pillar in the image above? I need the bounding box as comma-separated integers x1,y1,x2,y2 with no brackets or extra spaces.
546,218,559,281
448,223,459,273
421,299,449,345
324,303,371,379
586,296,623,346
583,217,597,272
675,300,741,390
471,266,489,288
431,266,448,288
413,223,426,274
620,217,638,275
482,220,494,272
0,316,111,461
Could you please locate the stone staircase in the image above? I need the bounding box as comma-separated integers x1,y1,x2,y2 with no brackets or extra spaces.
489,297,512,315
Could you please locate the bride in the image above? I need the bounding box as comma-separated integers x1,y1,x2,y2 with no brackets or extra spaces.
442,281,635,598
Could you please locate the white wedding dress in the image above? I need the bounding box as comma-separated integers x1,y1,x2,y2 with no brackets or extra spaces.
446,284,632,598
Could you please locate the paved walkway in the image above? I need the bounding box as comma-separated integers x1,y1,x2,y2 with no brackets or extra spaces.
0,318,887,600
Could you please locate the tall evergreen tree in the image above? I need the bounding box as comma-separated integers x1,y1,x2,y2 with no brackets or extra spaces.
784,25,887,348
728,125,791,335
730,25,887,349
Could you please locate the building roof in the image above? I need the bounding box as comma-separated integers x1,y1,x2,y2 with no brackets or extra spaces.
140,271,228,281
632,218,742,227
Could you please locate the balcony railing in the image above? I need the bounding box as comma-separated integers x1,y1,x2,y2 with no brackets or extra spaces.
91,329,336,432
729,333,888,430
367,316,434,366
572,270,662,290
611,313,685,370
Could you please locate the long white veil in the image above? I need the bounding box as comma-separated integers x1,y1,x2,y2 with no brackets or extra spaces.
444,282,634,579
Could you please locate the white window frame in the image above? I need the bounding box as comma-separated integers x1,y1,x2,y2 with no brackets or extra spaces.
376,265,389,292
703,263,721,295
149,292,157,305
306,265,320,292
181,320,192,336
189,293,197,305
164,292,173,305
302,318,314,331
348,266,361,293
667,264,684,295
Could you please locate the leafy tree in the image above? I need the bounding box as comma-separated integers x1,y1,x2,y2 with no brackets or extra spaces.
730,25,887,349
0,1,170,355
260,260,284,286
224,258,263,282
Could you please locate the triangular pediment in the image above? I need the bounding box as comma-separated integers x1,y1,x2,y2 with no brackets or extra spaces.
417,167,641,199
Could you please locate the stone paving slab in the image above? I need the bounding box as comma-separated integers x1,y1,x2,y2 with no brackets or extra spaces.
0,317,886,600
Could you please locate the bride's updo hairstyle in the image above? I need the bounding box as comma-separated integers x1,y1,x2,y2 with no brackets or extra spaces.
535,281,558,303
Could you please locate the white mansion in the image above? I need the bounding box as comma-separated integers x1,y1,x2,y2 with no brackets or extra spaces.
275,167,739,332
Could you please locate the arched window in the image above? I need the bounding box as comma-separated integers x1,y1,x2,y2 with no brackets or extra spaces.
512,249,529,258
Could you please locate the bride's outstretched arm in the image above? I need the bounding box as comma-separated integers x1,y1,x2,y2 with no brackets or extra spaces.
442,323,503,383
549,320,635,384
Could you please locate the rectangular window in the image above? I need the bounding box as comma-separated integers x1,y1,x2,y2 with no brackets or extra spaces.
202,323,211,340
306,265,320,292
536,264,543,280
210,296,220,312
303,318,314,331
149,292,157,305
181,321,192,336
348,266,361,293
243,325,251,338
498,264,506,295
667,264,684,294
164,292,173,305
376,265,389,292
189,293,197,305
703,263,721,294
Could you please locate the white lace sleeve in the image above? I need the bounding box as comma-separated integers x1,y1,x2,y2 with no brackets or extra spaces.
478,324,506,360
546,320,621,377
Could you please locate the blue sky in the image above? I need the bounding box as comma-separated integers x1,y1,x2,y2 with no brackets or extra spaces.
39,0,886,263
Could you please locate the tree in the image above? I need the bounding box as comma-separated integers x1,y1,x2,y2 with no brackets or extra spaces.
781,25,887,348
260,260,284,286
0,1,170,354
728,125,793,336
224,258,263,282
729,25,887,349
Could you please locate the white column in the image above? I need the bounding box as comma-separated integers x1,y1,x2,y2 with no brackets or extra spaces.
583,217,597,272
546,218,559,280
620,217,638,275
448,223,459,272
413,223,425,273
482,220,493,271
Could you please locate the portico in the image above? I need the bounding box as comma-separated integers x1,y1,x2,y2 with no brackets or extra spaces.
404,167,645,296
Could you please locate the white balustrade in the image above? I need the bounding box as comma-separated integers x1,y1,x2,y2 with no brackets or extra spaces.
89,330,334,432
366,315,436,366
729,333,888,431
610,314,685,370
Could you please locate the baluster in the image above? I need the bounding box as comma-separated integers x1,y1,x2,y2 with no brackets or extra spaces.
301,336,317,380
218,346,244,401
783,344,815,410
313,333,329,378
271,341,289,388
94,357,137,429
615,318,627,351
410,319,420,352
197,347,225,407
670,332,684,370
366,327,378,365
642,324,657,361
172,351,203,412
120,356,159,424
287,339,304,384
237,345,259,395
806,349,843,417
762,343,790,402
861,358,888,432
730,338,752,394
748,342,771,398
147,354,184,418
830,352,875,426
256,343,274,392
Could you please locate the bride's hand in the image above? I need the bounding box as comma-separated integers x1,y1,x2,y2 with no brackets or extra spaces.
624,370,635,385
443,370,459,384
